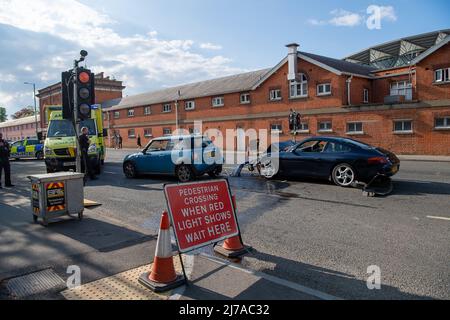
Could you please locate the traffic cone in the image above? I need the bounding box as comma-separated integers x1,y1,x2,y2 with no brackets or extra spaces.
214,196,252,258
139,211,185,293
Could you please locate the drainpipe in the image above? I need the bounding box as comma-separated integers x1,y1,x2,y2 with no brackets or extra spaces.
346,75,353,106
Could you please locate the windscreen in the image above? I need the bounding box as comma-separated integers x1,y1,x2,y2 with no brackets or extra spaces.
47,119,97,137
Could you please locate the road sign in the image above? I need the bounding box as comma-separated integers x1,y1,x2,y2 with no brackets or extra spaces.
164,179,239,253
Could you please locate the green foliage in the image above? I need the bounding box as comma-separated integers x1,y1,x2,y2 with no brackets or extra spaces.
11,106,35,119
0,107,7,122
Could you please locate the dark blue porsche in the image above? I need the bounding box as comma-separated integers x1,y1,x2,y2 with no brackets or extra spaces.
260,136,400,187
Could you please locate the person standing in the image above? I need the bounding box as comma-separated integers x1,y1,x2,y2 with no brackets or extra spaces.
119,135,123,149
0,133,14,188
137,135,142,149
79,127,97,181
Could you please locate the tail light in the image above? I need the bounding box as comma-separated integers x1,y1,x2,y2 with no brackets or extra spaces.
368,157,388,165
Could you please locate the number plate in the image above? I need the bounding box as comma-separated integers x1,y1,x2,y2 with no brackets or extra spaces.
64,162,76,166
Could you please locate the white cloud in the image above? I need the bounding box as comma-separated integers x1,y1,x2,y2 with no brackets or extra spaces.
0,73,16,83
0,0,245,113
377,5,397,22
200,42,223,50
329,9,363,27
307,19,327,26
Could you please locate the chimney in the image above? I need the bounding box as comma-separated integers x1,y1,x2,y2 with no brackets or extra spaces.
286,43,299,81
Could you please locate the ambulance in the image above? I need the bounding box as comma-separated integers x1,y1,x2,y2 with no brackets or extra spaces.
44,105,107,173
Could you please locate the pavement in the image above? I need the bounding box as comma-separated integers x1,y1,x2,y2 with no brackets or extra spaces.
1,150,449,300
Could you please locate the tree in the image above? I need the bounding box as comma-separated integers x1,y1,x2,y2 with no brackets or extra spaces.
11,106,35,119
0,107,7,122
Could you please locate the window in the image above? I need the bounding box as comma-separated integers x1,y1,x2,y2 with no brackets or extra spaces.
128,109,135,117
114,111,120,119
318,121,332,132
144,106,151,115
163,103,172,113
212,96,224,107
269,89,282,101
240,93,251,104
317,83,331,96
128,129,136,138
363,88,369,103
390,81,412,100
296,140,327,153
103,112,107,120
393,120,413,133
147,139,169,152
270,124,282,133
297,122,309,132
289,74,308,98
435,68,450,82
163,128,172,135
324,142,352,153
435,116,450,129
185,101,195,110
347,122,363,134
144,128,153,137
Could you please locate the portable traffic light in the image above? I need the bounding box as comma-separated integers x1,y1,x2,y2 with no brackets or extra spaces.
295,113,301,131
62,71,74,120
76,67,95,120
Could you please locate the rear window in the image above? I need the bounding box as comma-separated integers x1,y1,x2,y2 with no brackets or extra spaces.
345,139,373,150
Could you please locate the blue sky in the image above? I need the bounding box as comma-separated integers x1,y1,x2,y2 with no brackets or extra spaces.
0,0,449,116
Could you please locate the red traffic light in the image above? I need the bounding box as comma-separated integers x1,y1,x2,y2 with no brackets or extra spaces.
78,71,90,84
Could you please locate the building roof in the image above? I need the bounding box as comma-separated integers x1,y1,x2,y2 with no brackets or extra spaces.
107,69,271,111
301,52,377,76
344,29,450,69
0,114,40,128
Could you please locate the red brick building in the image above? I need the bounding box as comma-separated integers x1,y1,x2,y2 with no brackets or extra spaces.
107,30,449,155
36,72,125,134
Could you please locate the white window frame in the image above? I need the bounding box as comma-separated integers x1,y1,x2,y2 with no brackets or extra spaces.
393,119,413,134
269,89,282,101
270,123,283,134
296,122,309,133
144,128,153,137
390,81,412,100
240,93,251,104
434,68,450,83
435,116,450,129
363,88,369,103
144,106,151,115
114,111,120,119
163,103,172,113
346,122,364,135
163,128,172,136
289,74,308,98
185,101,195,110
317,83,331,96
127,109,135,117
318,121,332,133
128,129,136,138
212,96,224,107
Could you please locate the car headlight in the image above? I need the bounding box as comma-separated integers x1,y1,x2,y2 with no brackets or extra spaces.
45,147,52,155
88,144,97,153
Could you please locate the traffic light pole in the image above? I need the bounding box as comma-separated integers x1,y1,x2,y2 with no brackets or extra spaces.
72,61,82,174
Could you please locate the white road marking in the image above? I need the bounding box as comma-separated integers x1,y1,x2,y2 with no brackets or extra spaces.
426,216,450,221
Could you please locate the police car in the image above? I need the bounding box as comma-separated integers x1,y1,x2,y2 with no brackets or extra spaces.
10,139,44,160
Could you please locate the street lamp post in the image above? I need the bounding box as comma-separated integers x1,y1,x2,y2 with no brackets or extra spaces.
24,82,39,139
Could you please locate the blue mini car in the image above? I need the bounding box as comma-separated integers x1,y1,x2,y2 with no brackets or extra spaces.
123,135,223,182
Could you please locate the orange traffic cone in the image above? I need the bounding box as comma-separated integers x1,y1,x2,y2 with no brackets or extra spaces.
214,196,252,258
139,211,185,292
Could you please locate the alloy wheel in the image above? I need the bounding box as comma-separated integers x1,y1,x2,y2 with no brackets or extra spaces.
333,164,355,187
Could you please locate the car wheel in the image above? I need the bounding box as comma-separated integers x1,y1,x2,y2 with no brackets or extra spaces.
123,161,137,178
176,165,193,182
332,163,356,187
36,151,44,160
208,166,222,178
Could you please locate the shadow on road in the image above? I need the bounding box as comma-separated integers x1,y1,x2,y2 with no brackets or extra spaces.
239,249,435,300
391,180,450,196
